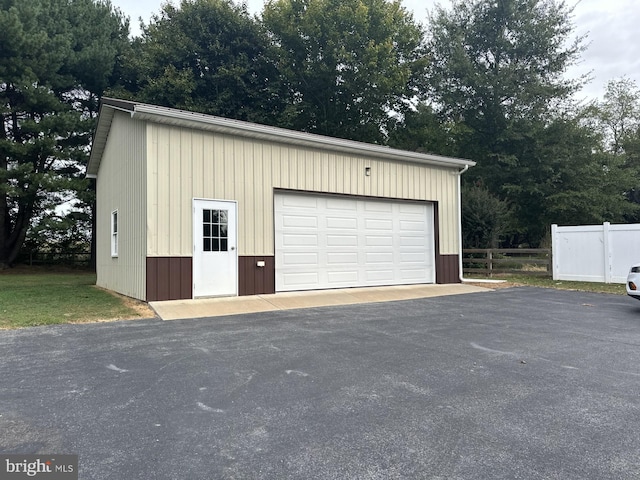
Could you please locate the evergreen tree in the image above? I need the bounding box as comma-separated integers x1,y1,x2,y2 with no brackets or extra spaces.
0,0,128,267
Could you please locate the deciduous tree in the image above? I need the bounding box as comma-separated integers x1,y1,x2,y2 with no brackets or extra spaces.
263,0,428,143
424,0,592,245
117,0,288,126
590,77,640,155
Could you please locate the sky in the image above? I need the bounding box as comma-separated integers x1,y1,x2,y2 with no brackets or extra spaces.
110,0,640,102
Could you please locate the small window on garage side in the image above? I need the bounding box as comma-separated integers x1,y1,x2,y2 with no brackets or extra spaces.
111,210,118,257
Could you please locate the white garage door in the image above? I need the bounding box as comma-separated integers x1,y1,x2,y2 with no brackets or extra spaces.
275,192,435,292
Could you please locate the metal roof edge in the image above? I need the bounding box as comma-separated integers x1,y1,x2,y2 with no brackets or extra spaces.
87,98,141,178
88,98,475,178
86,105,114,178
131,103,475,169
101,97,137,112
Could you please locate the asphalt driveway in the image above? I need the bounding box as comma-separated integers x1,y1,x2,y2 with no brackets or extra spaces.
1,287,640,479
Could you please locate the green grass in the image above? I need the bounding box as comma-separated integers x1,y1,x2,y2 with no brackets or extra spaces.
0,269,628,329
468,274,627,295
0,270,148,329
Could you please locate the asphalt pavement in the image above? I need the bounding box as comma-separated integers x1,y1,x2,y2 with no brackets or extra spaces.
1,287,640,479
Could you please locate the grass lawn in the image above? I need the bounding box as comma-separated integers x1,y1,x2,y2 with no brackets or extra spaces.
0,269,153,329
0,269,629,330
467,274,627,296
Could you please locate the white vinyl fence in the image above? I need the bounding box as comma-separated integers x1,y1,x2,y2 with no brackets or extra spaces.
551,223,640,284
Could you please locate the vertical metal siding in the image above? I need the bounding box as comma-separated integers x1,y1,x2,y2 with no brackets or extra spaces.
146,125,461,258
96,111,146,300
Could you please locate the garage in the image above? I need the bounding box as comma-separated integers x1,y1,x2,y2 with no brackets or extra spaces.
275,192,435,292
89,98,474,301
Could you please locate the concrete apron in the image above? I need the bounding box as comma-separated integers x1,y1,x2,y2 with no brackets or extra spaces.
149,283,491,321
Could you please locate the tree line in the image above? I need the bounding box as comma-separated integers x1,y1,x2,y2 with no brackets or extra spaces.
2,0,639,268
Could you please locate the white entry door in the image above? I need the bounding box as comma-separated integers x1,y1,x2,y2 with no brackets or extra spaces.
193,199,238,297
275,193,435,292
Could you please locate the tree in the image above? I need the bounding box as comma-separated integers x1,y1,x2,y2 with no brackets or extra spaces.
426,0,584,130
590,77,640,155
262,0,428,143
462,183,511,248
521,113,638,240
0,0,129,268
622,129,640,217
66,0,130,271
387,102,459,156
588,78,640,220
116,0,288,126
23,210,92,254
424,0,589,245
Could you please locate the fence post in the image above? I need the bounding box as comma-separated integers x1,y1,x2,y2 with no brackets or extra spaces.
551,224,558,280
603,222,612,284
488,249,493,278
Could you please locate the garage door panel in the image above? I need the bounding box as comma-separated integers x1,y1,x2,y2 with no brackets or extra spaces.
275,193,435,292
327,252,358,264
326,216,358,229
283,233,318,246
400,252,427,263
327,235,358,246
400,220,427,231
327,271,359,284
326,198,358,211
283,215,318,228
400,236,427,247
399,203,426,214
282,252,318,265
366,252,394,264
364,202,393,213
365,270,395,282
365,218,393,231
281,272,319,287
365,236,393,247
400,268,430,280
282,194,318,208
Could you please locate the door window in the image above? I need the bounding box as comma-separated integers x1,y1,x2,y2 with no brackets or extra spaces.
203,209,228,252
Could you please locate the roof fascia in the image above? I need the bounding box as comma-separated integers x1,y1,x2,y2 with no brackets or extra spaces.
131,104,475,170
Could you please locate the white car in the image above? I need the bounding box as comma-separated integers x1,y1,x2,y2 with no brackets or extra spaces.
628,264,640,301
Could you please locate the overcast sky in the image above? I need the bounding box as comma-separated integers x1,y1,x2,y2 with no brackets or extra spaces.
110,0,640,102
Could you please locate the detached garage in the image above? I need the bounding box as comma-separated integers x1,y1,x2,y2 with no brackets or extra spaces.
87,98,474,302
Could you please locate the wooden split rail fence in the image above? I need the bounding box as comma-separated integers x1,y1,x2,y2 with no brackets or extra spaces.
20,250,91,267
462,248,552,277
16,248,551,277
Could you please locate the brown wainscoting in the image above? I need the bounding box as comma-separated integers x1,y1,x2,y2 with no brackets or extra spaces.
239,256,275,296
432,201,461,284
436,254,461,284
146,257,192,301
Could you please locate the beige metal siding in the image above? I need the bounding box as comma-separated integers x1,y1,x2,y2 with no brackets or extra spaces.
96,111,147,299
147,124,460,257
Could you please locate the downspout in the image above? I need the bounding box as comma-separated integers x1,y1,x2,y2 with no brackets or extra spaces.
454,165,469,283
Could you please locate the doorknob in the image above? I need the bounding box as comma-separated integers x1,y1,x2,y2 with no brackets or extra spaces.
231,246,235,251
